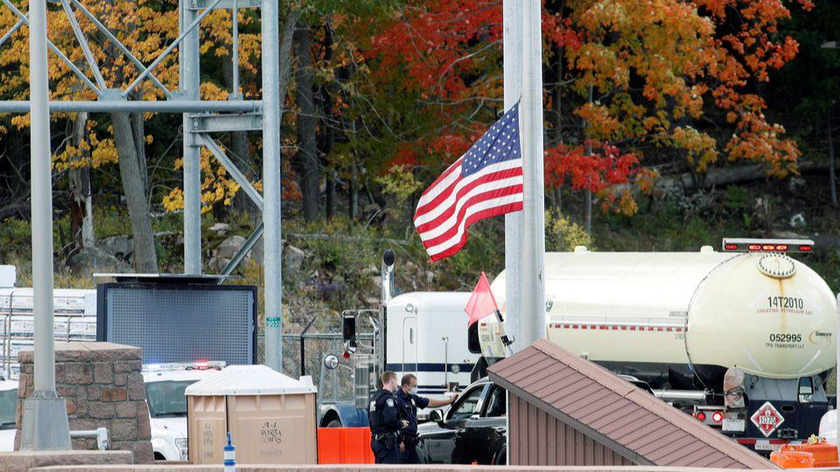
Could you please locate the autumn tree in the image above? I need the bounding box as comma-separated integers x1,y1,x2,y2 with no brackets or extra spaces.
365,0,813,221
0,0,183,271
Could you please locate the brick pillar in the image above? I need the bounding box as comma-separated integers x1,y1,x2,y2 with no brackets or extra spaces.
15,342,154,463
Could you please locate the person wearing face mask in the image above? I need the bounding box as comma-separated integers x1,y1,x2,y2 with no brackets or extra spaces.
368,371,405,464
396,373,458,464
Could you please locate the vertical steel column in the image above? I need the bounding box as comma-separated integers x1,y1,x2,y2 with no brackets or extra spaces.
503,0,523,355
520,0,546,346
231,0,240,99
182,0,202,275
20,0,71,450
261,0,283,372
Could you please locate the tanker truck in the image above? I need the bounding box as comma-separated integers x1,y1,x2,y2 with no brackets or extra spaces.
477,239,837,453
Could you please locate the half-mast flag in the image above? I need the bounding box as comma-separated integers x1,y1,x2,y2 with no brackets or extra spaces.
464,272,499,327
414,104,523,261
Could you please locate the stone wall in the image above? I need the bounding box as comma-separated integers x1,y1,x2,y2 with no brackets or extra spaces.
15,342,153,463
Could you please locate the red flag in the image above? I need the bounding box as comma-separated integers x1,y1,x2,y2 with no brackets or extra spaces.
464,272,499,326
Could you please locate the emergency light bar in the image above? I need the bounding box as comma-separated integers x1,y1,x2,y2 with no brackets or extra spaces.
722,238,814,253
143,361,226,372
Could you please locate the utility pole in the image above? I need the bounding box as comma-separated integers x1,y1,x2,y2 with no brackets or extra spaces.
503,0,523,354
520,0,546,346
20,0,72,450
261,0,283,372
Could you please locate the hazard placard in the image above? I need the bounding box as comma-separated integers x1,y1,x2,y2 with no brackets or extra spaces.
751,402,785,437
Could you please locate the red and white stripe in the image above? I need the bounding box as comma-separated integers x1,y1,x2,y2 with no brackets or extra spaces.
548,323,686,333
414,157,523,261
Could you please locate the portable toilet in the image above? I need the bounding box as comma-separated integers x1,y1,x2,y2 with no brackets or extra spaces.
185,365,317,465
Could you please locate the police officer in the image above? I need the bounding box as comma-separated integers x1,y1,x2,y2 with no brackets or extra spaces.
397,373,458,464
368,371,405,464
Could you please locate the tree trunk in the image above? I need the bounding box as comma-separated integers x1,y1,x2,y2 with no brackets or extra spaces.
552,42,563,146
322,21,337,220
111,112,158,272
130,110,148,194
294,26,320,221
222,41,258,217
829,107,837,207
349,163,359,219
584,85,593,233
68,112,95,251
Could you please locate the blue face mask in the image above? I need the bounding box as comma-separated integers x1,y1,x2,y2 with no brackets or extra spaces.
409,386,418,396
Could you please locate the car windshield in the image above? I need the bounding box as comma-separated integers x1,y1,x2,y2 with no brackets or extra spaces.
0,389,16,429
146,380,196,418
484,386,506,417
448,385,483,421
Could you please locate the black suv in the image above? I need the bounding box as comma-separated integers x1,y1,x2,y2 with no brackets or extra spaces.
415,375,653,464
415,378,507,465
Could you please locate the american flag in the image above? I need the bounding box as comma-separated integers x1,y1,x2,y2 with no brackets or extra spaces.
414,104,524,261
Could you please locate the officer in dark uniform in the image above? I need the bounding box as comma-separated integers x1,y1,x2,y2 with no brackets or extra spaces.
396,373,458,464
368,371,405,464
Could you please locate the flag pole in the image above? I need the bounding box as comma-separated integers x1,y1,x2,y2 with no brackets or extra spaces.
520,0,546,347
503,0,524,354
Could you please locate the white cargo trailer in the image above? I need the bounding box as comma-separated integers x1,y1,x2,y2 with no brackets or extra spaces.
479,240,836,453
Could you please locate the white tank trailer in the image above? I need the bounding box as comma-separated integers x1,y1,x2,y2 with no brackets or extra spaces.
479,239,836,453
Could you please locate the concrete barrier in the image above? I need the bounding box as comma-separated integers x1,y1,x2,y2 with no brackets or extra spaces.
0,450,133,472
31,465,781,472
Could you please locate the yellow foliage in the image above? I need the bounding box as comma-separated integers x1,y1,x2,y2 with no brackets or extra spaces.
669,126,718,172
375,165,424,206
545,210,592,251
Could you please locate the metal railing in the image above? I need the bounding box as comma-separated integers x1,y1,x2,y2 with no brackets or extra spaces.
0,291,96,379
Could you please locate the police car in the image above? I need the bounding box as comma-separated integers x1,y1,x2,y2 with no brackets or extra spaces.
142,361,225,461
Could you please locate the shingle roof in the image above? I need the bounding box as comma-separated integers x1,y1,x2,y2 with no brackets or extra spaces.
488,339,776,469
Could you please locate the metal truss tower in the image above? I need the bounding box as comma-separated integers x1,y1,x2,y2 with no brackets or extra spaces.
0,0,285,448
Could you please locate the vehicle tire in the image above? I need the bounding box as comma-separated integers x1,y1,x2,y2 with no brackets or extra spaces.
492,448,507,465
326,418,343,428
416,441,429,464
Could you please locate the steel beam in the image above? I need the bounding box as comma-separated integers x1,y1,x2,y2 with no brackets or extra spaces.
181,0,203,275
0,100,260,113
220,222,264,277
20,0,71,451
1,0,100,95
124,0,222,99
261,0,283,372
191,0,259,9
59,0,107,90
0,17,25,50
196,133,264,211
69,0,172,99
231,0,240,99
190,112,263,132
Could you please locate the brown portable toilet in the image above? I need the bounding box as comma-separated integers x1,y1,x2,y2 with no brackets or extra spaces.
185,365,318,465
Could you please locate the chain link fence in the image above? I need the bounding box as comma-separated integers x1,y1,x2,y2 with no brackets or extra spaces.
257,332,376,404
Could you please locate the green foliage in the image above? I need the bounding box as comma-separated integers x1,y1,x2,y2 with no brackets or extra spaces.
724,186,750,210
545,210,592,252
